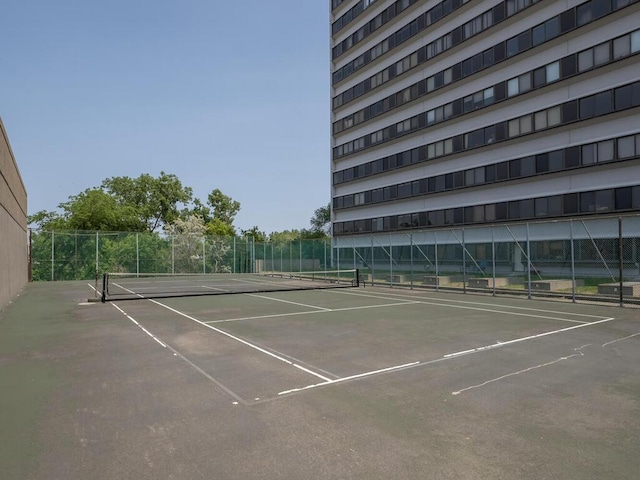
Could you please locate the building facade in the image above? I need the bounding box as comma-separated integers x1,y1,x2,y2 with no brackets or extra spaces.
0,117,28,310
330,0,640,238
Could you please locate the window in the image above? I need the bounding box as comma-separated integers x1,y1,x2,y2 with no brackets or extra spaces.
497,162,509,180
508,118,520,137
548,195,563,215
580,191,596,212
597,140,614,162
564,193,579,214
578,48,594,72
618,136,635,158
535,197,548,216
614,35,631,59
507,37,518,57
632,30,640,53
521,156,536,176
532,24,545,46
595,189,614,211
582,144,596,164
546,61,560,82
594,42,610,66
577,2,593,26
520,115,532,135
520,199,534,218
548,106,561,126
534,67,546,88
616,187,633,210
615,84,632,110
580,95,596,118
549,150,564,171
594,91,612,116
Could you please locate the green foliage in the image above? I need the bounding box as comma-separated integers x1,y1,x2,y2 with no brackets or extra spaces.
268,230,300,244
241,226,267,243
207,188,240,225
62,189,145,231
102,172,193,232
205,218,236,237
310,203,331,236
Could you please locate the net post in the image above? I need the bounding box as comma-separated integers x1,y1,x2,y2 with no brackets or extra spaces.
101,273,107,303
355,268,360,287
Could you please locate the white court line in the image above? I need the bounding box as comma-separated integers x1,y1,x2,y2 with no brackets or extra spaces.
109,302,249,405
278,361,420,395
329,289,590,324
277,317,616,397
202,285,229,292
147,299,333,382
451,345,590,396
204,300,420,324
444,317,615,358
602,332,640,348
112,303,167,347
331,288,609,319
247,293,331,311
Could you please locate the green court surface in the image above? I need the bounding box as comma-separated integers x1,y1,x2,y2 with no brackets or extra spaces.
1,280,639,479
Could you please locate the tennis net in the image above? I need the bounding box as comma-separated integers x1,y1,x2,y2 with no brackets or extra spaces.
100,269,360,302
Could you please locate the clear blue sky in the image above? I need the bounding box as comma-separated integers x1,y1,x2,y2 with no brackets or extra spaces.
1,0,331,234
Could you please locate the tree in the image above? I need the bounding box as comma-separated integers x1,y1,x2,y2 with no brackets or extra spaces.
207,188,240,225
205,217,236,237
102,172,193,232
29,189,144,232
268,230,300,243
61,189,144,231
165,215,232,273
28,210,66,230
241,226,267,243
310,203,331,236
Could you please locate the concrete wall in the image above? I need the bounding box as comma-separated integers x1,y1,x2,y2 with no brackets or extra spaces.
0,117,28,310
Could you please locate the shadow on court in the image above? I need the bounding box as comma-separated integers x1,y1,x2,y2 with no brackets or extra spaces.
1,280,639,479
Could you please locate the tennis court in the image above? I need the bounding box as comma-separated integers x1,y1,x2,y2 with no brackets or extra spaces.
2,276,639,479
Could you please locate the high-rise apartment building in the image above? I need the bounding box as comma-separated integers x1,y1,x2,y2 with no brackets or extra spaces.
330,0,640,238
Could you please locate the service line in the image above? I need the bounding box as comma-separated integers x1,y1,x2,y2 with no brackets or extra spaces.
205,300,419,324
276,316,616,398
148,299,334,382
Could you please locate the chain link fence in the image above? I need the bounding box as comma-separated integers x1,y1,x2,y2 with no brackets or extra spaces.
30,214,640,305
29,230,333,282
336,215,640,306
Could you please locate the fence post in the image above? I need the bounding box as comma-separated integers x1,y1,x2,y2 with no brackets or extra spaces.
353,239,356,270
570,220,576,303
619,217,624,307
336,237,340,271
462,228,466,294
136,233,139,276
51,230,55,281
491,226,496,297
232,237,236,274
410,232,414,290
434,231,439,292
371,235,375,285
172,235,175,274
389,232,393,286
95,231,99,275
28,228,32,282
526,223,532,300
323,238,327,271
